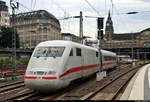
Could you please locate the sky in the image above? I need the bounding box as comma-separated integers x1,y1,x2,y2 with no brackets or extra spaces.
5,0,150,39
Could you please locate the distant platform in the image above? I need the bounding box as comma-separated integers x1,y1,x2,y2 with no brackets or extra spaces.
120,64,150,100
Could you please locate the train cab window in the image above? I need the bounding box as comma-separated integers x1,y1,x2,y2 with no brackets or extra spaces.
76,48,81,56
33,47,49,57
69,48,73,56
96,52,98,57
34,47,65,57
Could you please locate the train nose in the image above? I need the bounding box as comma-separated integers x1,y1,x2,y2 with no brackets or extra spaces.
25,76,63,93
24,71,63,93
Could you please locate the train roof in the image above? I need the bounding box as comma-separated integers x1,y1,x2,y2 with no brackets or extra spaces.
36,40,116,56
101,49,116,56
37,40,95,49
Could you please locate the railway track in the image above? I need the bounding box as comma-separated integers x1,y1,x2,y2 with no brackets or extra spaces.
0,80,24,88
0,80,26,101
0,63,142,101
0,81,24,93
81,66,139,100
14,74,97,101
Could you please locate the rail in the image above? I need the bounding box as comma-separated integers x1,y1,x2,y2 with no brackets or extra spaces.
82,66,140,100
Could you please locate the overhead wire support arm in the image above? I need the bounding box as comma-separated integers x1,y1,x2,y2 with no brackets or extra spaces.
58,11,84,44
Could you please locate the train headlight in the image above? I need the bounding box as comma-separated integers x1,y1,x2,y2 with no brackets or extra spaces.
48,71,56,75
27,71,34,75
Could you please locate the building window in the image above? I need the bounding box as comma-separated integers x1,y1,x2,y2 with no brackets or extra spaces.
43,35,47,39
5,19,7,23
43,27,47,33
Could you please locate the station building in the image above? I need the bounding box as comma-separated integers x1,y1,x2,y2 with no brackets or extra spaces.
103,11,150,49
0,1,10,26
62,33,80,43
10,10,61,48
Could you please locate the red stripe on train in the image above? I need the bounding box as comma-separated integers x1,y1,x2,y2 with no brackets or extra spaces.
60,64,98,78
60,62,116,78
25,62,116,80
25,76,37,79
42,77,57,79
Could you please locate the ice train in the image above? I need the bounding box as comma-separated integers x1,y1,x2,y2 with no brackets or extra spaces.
24,40,117,93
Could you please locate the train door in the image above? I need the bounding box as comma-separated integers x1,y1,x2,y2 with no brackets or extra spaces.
82,49,95,77
82,49,89,77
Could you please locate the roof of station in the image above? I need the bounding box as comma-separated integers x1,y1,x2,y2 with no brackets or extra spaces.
10,10,60,24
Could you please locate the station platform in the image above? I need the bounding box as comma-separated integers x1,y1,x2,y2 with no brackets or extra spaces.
120,63,150,100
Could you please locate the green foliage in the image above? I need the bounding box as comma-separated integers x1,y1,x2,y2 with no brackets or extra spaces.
0,58,12,69
16,58,29,67
0,26,20,48
0,58,29,69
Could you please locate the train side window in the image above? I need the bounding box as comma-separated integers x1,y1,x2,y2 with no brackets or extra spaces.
104,56,109,61
69,48,73,56
96,52,98,57
76,48,81,56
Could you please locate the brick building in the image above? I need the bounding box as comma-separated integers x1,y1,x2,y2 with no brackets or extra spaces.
10,10,61,48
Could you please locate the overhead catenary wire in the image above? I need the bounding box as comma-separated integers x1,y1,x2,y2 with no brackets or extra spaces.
84,18,97,39
84,0,101,16
55,0,70,17
54,0,76,35
105,0,107,15
110,0,114,15
32,0,37,11
31,0,33,11
14,1,31,12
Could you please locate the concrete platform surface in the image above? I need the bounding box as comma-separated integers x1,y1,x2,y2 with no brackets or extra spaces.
120,64,150,100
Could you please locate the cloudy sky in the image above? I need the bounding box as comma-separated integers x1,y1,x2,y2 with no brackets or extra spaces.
5,0,150,39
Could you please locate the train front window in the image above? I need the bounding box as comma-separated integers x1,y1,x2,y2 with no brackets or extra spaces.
33,47,49,57
34,47,65,57
47,47,65,57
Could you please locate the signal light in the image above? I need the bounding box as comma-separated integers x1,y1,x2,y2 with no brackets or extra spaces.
97,30,104,40
97,17,104,30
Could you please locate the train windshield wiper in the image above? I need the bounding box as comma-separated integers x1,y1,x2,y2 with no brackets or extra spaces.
36,55,40,58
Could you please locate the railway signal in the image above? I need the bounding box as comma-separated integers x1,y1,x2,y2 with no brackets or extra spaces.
96,17,106,81
97,17,103,29
97,30,103,40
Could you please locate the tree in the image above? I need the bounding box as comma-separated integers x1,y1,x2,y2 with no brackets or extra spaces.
0,26,20,48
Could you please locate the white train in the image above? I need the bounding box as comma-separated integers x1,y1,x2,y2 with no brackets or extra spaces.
24,40,117,93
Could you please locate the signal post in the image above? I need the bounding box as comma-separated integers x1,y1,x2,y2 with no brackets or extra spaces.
96,17,107,81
